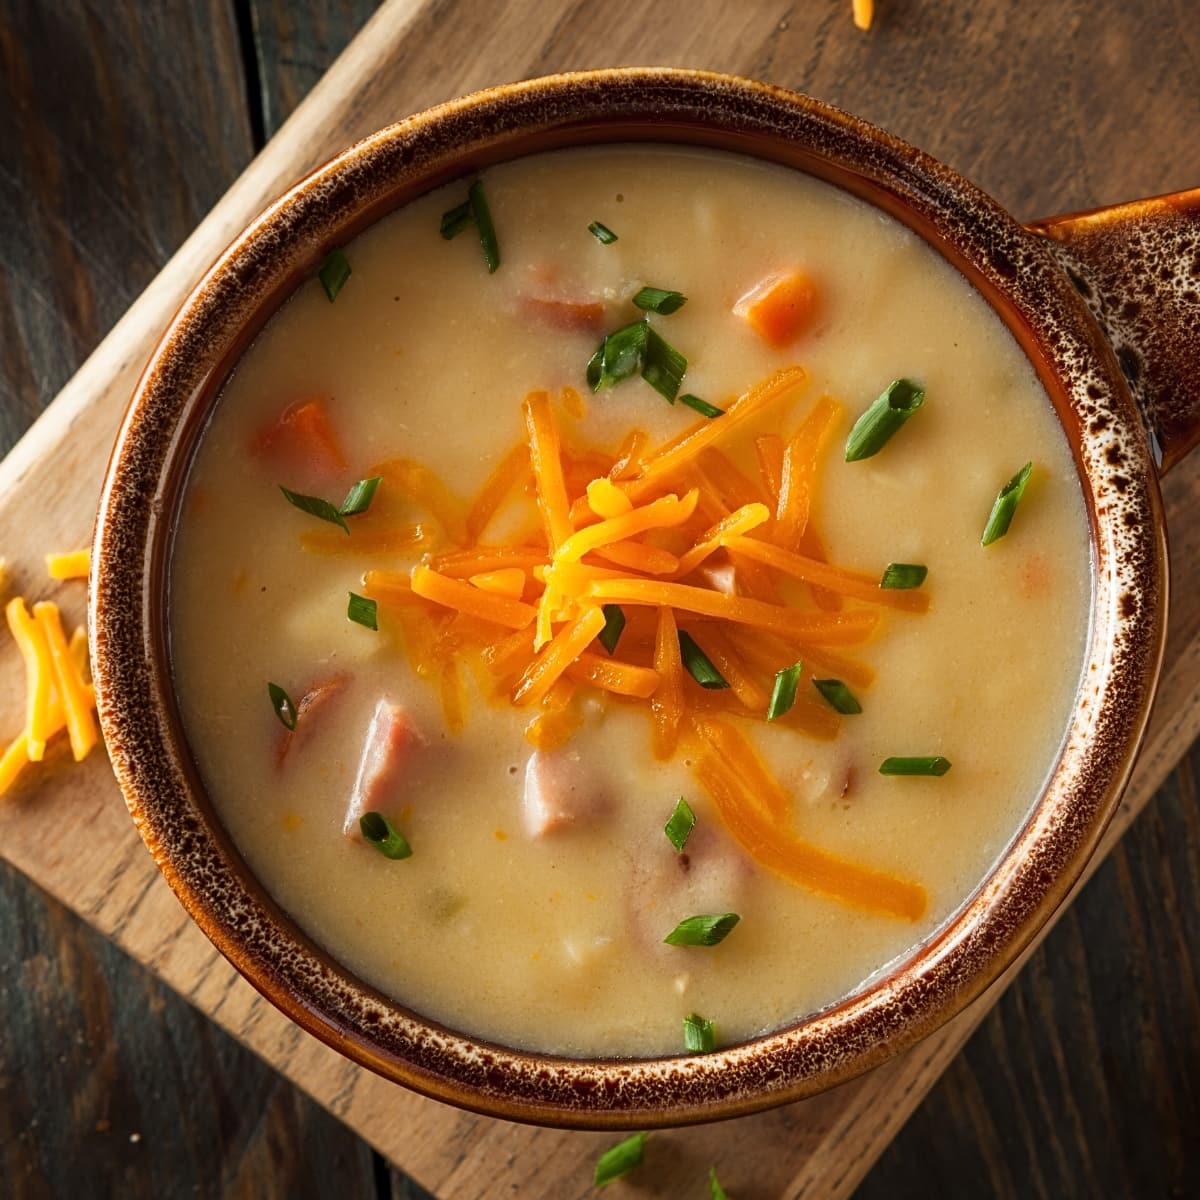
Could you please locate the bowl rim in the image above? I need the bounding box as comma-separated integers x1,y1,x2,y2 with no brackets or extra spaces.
90,66,1167,1128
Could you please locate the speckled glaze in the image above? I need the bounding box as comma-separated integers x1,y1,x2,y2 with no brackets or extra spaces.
91,70,1179,1128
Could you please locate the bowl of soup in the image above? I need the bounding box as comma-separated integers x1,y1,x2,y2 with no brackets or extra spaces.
91,69,1187,1126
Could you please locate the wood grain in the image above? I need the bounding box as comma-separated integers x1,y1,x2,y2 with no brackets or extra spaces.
1,0,1197,1195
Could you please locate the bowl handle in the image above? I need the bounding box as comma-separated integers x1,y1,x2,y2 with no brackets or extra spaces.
1027,189,1200,475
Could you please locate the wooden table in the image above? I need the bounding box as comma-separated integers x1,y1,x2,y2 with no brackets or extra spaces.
2,2,1197,1197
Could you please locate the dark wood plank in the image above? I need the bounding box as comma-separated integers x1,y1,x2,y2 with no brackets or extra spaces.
860,740,1200,1200
0,2,383,1196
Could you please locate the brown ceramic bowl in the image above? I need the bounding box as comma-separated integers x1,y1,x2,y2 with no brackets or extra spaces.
90,68,1200,1128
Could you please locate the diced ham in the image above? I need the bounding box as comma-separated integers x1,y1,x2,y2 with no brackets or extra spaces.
275,673,349,766
251,398,347,487
520,295,608,332
344,698,422,839
699,562,738,595
522,748,608,838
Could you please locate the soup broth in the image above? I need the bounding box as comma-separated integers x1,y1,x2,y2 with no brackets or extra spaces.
170,146,1091,1057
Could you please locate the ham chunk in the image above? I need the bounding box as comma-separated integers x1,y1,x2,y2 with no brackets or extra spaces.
522,748,608,838
344,699,422,839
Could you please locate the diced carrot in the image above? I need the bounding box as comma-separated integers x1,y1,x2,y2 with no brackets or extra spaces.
252,399,347,480
522,295,607,332
465,444,532,543
650,607,685,760
733,271,819,348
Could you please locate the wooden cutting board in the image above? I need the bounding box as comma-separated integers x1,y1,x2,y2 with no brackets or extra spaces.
3,1,1200,1195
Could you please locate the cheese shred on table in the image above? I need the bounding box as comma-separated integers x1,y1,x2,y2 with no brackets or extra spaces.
0,550,98,797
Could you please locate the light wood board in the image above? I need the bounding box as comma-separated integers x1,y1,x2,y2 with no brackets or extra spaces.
3,1,1200,1195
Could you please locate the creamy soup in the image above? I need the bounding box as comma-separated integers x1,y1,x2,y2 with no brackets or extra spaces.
170,146,1091,1057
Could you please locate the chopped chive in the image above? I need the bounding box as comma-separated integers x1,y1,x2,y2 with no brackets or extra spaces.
766,661,803,720
664,912,740,947
339,476,382,516
318,250,351,302
279,485,349,533
879,756,952,777
679,393,726,419
641,325,687,402
588,220,618,244
359,811,412,859
683,1011,716,1053
267,682,297,730
709,1167,729,1200
844,378,926,462
347,592,378,631
598,604,626,655
813,678,862,714
439,200,472,240
589,318,649,390
594,1132,649,1187
981,461,1034,545
467,180,500,273
664,796,696,852
880,562,928,589
678,631,729,690
633,286,687,315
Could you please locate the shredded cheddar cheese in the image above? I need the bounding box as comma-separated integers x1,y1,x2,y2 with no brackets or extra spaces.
319,365,934,918
45,549,92,580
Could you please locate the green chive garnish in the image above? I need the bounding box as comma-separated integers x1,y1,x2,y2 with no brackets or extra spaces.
594,1132,649,1187
642,325,687,402
879,756,952,777
678,631,729,690
844,378,925,462
597,604,626,656
981,461,1034,546
588,318,648,390
664,796,696,852
267,682,296,730
766,661,803,720
679,393,725,419
439,200,472,240
587,318,688,401
347,592,378,631
880,562,928,589
318,250,351,302
279,485,349,533
339,476,382,516
359,811,412,859
633,286,687,315
683,1012,716,1053
664,913,740,947
588,221,618,244
813,678,862,714
709,1167,729,1200
467,180,500,273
